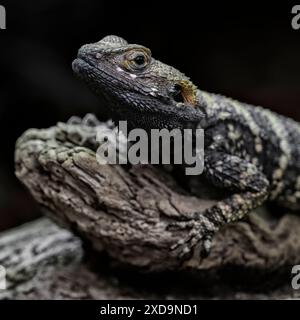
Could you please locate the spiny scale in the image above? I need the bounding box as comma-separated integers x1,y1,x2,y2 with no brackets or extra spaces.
98,35,128,47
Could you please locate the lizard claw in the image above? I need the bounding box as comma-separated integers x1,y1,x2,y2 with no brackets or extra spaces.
170,220,215,260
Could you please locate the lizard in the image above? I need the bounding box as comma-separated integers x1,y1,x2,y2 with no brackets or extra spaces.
72,35,300,261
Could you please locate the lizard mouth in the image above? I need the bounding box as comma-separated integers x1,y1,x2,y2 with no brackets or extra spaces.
72,57,97,77
72,57,118,93
72,58,83,74
72,45,105,77
72,58,88,78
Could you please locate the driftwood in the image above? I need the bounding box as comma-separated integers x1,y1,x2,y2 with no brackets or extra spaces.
0,217,298,299
4,115,300,299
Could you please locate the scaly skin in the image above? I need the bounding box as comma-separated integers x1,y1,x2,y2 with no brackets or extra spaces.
72,35,300,261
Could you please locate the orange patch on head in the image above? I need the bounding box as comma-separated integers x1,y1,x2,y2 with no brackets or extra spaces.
178,80,198,106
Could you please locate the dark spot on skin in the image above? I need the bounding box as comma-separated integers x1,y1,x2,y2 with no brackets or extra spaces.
172,84,185,103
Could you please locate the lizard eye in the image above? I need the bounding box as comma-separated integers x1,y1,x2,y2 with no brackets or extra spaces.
125,50,150,71
133,55,145,66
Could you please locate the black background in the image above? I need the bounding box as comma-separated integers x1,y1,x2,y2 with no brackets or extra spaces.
0,1,299,231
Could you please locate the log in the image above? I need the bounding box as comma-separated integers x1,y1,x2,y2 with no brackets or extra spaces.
4,114,300,299
0,217,298,299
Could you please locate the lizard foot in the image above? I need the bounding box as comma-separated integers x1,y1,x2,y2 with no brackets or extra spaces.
169,218,216,260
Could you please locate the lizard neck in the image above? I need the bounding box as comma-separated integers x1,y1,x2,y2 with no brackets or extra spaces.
98,88,205,131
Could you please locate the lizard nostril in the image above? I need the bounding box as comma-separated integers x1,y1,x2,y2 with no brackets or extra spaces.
95,53,101,59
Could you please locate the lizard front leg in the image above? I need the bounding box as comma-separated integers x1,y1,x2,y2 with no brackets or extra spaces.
170,151,270,260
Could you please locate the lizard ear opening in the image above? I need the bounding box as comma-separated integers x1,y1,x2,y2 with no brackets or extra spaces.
172,82,198,106
172,84,185,103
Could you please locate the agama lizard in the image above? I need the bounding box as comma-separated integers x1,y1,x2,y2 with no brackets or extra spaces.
72,35,300,260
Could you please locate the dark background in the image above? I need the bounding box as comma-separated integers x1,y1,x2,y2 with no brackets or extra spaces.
0,1,299,231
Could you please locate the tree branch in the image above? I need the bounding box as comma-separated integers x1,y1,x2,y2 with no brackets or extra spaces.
6,115,300,298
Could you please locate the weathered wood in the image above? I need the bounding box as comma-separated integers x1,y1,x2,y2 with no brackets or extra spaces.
0,218,298,299
0,218,82,299
5,115,300,298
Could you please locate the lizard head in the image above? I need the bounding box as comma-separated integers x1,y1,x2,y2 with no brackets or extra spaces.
73,35,204,129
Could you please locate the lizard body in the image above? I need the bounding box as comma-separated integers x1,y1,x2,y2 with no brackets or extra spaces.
72,35,300,260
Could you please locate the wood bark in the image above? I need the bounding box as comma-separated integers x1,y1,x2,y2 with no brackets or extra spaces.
3,116,300,299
